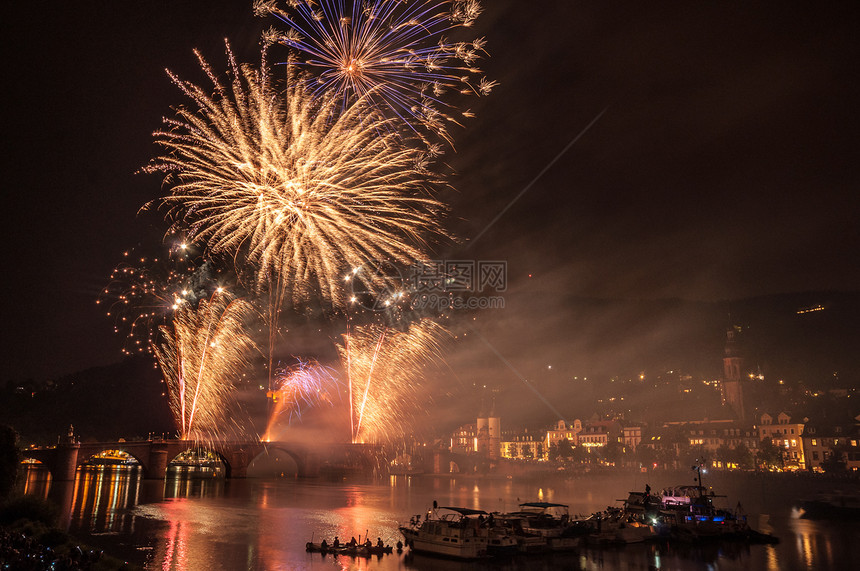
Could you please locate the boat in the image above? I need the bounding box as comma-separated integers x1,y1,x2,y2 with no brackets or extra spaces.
504,502,573,538
305,542,393,556
486,526,519,556
399,506,490,559
649,467,775,542
492,514,550,553
799,492,860,520
585,507,655,545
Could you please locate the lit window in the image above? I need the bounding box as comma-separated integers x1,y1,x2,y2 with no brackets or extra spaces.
812,439,818,446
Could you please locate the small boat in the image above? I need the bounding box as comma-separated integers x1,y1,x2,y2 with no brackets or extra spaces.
400,506,490,560
305,542,393,556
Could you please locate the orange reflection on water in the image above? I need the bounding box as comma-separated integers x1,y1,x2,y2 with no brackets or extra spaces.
21,465,51,500
160,507,190,571
790,517,838,570
71,466,141,531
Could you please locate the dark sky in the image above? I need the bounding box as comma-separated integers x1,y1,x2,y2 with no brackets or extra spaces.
3,1,858,383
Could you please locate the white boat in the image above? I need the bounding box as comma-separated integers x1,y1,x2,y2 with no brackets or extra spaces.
505,502,572,538
399,506,490,559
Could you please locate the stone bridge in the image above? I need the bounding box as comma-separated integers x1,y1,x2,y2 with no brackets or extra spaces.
22,438,379,481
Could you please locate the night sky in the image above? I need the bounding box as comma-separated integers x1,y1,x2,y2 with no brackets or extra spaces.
3,1,858,385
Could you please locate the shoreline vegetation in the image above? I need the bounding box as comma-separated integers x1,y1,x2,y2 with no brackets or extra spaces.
0,495,139,570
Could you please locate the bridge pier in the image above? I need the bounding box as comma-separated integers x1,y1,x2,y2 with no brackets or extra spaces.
146,442,169,479
54,441,80,481
297,454,320,478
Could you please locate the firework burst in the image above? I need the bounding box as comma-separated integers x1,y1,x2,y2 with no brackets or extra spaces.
154,291,257,440
263,358,339,439
255,0,496,142
144,41,446,313
337,318,448,444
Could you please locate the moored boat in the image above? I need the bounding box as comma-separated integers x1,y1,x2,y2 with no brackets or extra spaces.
400,506,490,560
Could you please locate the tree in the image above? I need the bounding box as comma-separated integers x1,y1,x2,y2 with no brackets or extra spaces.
0,425,19,499
522,444,533,460
598,440,623,465
730,443,754,470
715,445,733,469
821,444,849,473
757,438,783,470
557,438,574,460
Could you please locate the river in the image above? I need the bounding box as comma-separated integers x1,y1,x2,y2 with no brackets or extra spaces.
17,465,860,570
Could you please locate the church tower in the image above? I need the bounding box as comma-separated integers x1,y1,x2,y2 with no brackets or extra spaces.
487,397,500,460
476,395,489,455
720,326,746,420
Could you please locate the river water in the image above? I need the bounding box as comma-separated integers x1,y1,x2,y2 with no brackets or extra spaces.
18,465,860,570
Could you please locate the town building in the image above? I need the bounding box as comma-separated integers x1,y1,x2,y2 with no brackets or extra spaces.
758,412,806,470
500,432,546,461
545,419,581,450
802,416,860,472
450,423,477,455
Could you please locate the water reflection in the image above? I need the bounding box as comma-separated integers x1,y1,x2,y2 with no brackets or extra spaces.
21,464,51,500
13,467,860,570
163,469,225,499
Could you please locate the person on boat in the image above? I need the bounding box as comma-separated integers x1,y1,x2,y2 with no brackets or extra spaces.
376,537,384,548
364,538,372,549
348,536,357,547
333,536,340,548
320,539,328,551
396,540,403,552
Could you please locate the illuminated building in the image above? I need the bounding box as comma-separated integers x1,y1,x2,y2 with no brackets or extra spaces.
545,419,582,450
500,432,546,461
476,397,500,459
802,416,860,472
450,423,477,455
758,412,806,470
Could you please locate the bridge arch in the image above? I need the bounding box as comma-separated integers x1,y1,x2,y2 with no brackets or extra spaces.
247,446,303,478
77,448,143,467
168,446,232,479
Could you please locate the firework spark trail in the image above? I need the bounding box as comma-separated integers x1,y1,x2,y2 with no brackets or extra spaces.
256,0,496,142
264,358,339,439
154,291,256,440
337,319,448,444
144,41,446,312
356,329,386,438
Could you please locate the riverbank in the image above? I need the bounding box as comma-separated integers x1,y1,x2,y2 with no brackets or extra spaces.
1,495,138,570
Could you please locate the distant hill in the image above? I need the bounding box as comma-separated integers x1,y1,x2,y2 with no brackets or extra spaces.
2,356,174,444
439,290,860,428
